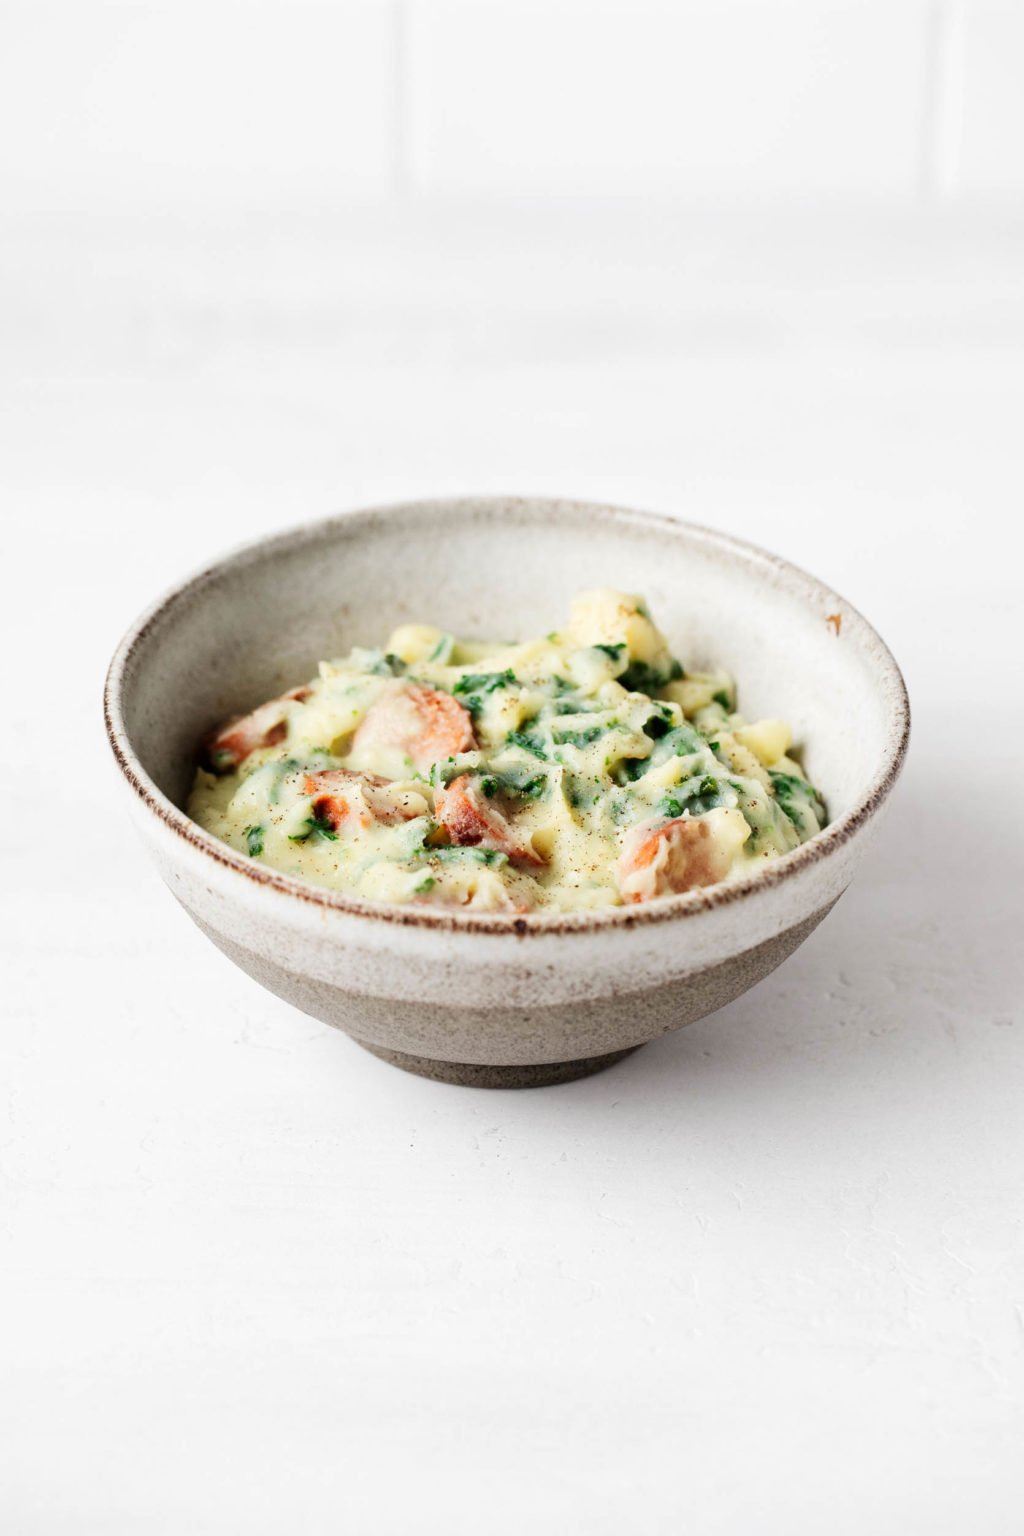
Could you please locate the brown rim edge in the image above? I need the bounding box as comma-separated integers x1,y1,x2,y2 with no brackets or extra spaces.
102,496,911,938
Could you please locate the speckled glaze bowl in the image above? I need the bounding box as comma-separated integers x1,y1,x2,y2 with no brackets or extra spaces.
104,498,909,1088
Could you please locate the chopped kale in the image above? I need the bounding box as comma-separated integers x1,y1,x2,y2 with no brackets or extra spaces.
428,635,455,663
268,757,301,804
288,813,339,844
418,845,508,868
620,657,685,693
564,774,602,811
432,751,484,789
659,774,722,820
663,723,704,758
506,727,548,760
712,689,732,710
488,764,548,800
591,642,627,675
615,754,653,784
453,669,518,699
770,771,813,797
770,770,826,828
515,774,547,800
360,649,408,677
243,824,264,858
613,719,703,786
413,875,436,894
552,724,606,749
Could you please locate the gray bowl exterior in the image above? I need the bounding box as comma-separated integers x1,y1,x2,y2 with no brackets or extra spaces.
106,499,909,1079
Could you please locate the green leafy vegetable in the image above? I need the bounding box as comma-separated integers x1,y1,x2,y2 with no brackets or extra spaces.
487,765,548,800
620,657,684,693
268,757,301,804
552,724,606,749
288,813,339,844
590,642,627,675
659,775,722,820
659,723,703,758
453,669,517,698
359,649,408,677
429,635,455,663
417,846,508,868
506,727,548,760
770,770,826,829
617,755,651,783
642,712,671,740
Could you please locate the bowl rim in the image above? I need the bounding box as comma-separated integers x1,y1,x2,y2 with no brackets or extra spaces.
103,496,911,937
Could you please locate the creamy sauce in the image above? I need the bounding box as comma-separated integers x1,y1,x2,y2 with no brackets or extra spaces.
188,590,827,912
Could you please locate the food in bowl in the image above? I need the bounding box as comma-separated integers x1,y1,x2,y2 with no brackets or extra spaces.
106,497,910,1087
188,588,826,913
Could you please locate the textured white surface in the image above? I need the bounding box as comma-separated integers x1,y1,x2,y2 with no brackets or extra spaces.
4,0,1024,210
961,0,1024,193
0,1,398,210
1,204,1022,1532
409,0,929,194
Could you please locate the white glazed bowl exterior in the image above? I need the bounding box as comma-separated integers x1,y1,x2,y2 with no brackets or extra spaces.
104,499,910,1076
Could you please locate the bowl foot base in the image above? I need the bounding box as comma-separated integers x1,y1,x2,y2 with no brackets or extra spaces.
353,1041,641,1088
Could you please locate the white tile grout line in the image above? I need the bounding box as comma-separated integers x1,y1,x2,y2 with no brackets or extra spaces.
390,0,972,210
921,0,965,200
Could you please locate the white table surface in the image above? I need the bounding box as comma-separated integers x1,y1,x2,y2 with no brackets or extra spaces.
2,202,1021,1534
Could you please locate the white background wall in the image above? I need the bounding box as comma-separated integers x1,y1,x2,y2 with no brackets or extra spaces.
3,5,1023,1534
2,0,1024,210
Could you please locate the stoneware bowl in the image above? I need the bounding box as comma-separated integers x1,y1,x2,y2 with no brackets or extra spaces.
104,497,910,1088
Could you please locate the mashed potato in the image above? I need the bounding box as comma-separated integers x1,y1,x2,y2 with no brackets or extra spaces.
188,590,826,913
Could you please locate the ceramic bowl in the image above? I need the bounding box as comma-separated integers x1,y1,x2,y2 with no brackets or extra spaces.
104,498,909,1088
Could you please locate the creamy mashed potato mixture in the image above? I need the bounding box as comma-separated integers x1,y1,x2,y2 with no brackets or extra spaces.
188,591,826,913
